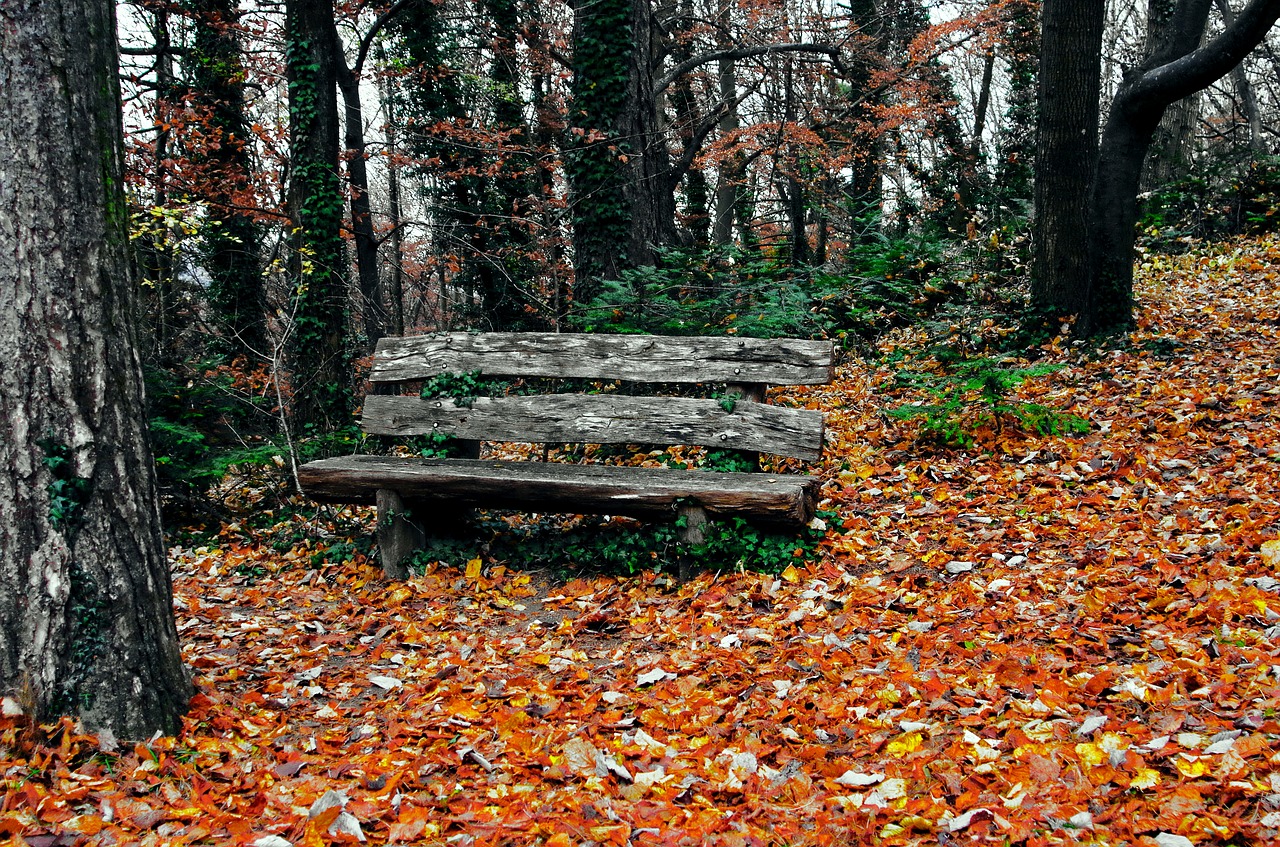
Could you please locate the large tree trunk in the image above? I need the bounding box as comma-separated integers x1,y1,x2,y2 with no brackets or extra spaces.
568,0,678,303
1030,0,1105,316
1080,0,1280,336
0,0,191,738
285,0,350,428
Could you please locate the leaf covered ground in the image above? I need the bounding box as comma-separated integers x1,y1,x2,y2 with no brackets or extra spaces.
6,236,1280,846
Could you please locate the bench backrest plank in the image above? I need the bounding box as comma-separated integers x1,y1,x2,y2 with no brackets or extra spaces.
362,394,824,460
370,332,835,385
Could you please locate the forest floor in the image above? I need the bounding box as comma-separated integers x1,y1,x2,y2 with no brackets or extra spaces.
7,235,1280,846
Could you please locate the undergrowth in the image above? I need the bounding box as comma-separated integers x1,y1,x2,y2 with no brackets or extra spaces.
887,355,1089,449
404,508,836,577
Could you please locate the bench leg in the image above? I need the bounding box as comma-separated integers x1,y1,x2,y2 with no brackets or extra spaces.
677,504,709,581
377,489,424,580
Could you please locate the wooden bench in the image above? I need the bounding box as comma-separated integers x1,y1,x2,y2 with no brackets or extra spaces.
298,332,834,578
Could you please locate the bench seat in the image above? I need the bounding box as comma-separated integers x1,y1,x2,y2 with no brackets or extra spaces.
300,455,818,526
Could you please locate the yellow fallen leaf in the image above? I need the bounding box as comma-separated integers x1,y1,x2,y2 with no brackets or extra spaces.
1261,540,1280,568
465,558,483,580
1130,768,1160,789
1075,742,1106,768
781,565,801,583
888,731,922,757
1098,732,1129,753
1175,756,1209,778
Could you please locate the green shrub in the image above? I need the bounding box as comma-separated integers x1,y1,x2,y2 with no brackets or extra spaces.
571,245,881,340
887,356,1088,448
1139,153,1280,250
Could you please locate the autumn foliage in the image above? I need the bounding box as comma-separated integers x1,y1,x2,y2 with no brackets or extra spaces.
6,236,1280,843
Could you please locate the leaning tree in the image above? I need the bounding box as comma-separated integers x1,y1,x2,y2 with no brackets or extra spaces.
0,0,191,737
1033,0,1280,335
1083,0,1280,334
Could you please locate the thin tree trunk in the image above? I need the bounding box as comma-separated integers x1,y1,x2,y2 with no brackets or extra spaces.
782,57,810,266
712,0,742,247
971,49,995,164
335,43,387,351
378,45,406,336
0,0,191,738
188,0,267,361
146,7,177,357
1214,0,1266,153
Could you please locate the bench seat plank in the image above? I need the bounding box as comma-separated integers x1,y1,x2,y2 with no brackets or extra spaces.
299,456,818,525
362,394,824,461
370,332,835,385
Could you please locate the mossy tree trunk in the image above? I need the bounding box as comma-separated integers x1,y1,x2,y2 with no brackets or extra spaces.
285,0,350,428
566,0,642,304
0,0,192,739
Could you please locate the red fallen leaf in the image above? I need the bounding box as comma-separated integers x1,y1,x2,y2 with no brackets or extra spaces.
1026,753,1060,783
992,658,1030,691
131,809,166,829
1084,669,1118,696
388,818,427,841
22,836,79,847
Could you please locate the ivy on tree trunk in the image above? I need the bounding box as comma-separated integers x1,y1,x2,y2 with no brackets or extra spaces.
285,0,350,428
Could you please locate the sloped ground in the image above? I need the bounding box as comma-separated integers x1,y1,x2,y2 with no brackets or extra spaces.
6,236,1280,846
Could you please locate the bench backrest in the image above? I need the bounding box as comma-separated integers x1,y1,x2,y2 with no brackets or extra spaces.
362,332,834,461
369,332,834,385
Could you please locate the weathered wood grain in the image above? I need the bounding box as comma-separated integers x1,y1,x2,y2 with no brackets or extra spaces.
362,394,824,461
299,456,818,525
376,489,422,580
369,332,835,385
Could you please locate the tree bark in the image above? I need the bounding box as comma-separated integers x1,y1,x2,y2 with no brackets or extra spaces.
0,0,191,738
1031,0,1105,316
377,44,407,336
334,31,387,352
711,22,744,247
1141,0,1204,192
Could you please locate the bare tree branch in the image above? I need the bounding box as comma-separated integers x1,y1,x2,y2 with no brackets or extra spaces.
654,43,844,95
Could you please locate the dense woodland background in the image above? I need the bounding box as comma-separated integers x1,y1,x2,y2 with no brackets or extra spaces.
113,0,1280,515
